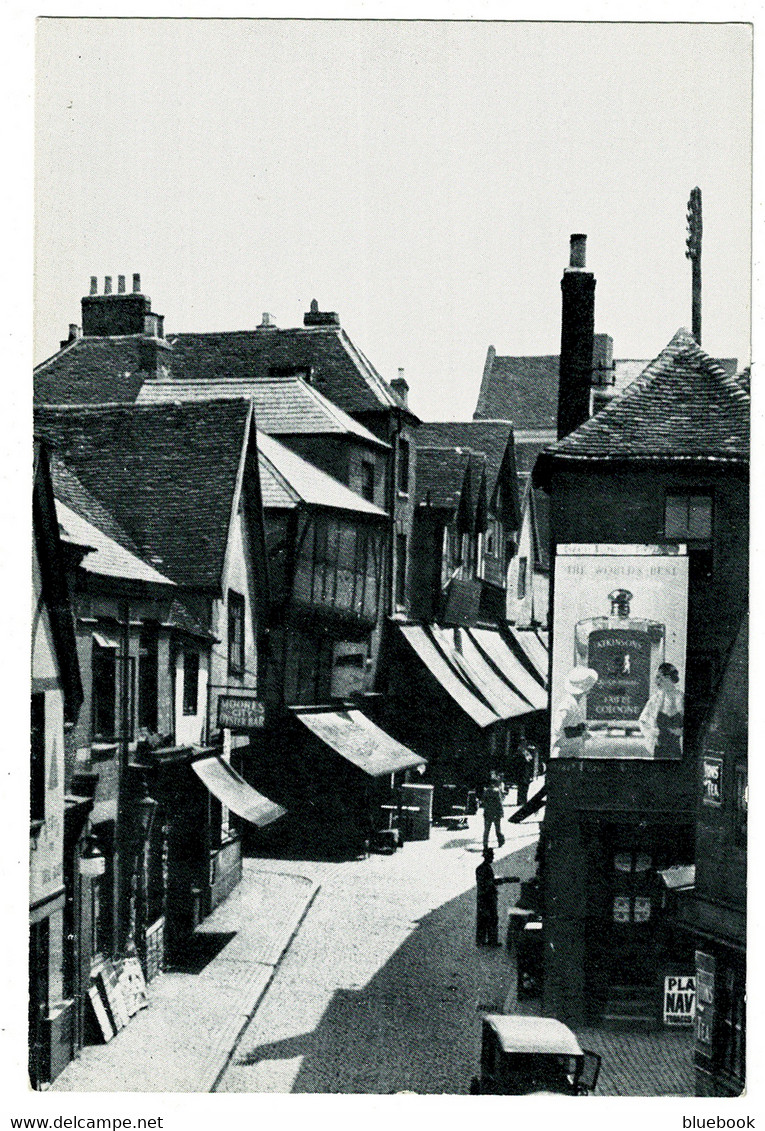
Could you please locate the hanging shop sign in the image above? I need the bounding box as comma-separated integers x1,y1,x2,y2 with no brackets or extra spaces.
218,695,265,731
701,755,723,807
663,974,696,1026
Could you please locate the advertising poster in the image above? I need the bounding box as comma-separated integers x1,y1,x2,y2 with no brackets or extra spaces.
551,546,689,759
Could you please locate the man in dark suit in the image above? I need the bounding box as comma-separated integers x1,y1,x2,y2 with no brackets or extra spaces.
475,848,516,946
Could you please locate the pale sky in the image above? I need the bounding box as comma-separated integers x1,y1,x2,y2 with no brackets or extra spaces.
35,20,752,420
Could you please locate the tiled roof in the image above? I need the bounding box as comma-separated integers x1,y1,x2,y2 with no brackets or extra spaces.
165,326,412,417
475,353,560,429
514,437,551,478
136,375,388,448
56,500,176,587
34,400,253,591
49,452,143,557
414,447,470,510
34,337,161,405
257,431,388,517
413,420,514,502
535,329,749,472
474,345,738,432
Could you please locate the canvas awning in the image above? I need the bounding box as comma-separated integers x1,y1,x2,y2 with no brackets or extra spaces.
468,628,548,711
434,626,536,720
507,626,549,688
398,624,501,728
294,707,426,777
192,754,286,827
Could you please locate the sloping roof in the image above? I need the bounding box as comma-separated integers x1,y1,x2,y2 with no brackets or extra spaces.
137,375,388,449
34,336,161,405
257,430,388,517
474,345,739,432
165,325,413,417
55,500,176,586
535,329,749,475
49,451,144,558
414,447,470,511
475,352,560,429
413,420,514,503
34,400,253,591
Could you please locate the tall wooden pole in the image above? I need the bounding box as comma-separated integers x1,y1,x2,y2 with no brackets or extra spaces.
686,187,702,345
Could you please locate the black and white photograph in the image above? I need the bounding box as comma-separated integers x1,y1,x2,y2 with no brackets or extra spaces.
15,8,756,1115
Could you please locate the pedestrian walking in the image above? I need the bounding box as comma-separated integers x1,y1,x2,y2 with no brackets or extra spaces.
475,848,514,946
481,770,505,849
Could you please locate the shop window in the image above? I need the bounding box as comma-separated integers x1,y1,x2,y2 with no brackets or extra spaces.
228,591,245,677
183,650,199,716
398,438,410,495
30,693,45,824
361,461,375,503
92,639,117,740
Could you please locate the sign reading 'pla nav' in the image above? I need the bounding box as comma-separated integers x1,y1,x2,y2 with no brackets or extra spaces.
218,695,265,731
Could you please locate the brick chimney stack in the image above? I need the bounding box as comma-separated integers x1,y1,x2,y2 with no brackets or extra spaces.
390,367,409,406
81,274,163,339
557,234,596,440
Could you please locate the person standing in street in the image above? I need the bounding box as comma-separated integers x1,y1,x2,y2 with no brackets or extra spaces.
481,770,505,849
475,848,515,946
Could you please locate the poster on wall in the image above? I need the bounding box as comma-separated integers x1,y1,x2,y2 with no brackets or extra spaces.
551,545,689,759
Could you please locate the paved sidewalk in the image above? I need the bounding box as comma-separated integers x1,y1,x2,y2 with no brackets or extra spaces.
51,862,319,1093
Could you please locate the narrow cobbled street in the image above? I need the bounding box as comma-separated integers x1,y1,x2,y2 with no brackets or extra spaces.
216,813,539,1094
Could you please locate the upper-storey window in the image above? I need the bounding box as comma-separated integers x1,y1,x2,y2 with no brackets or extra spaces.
398,438,410,495
228,591,245,677
183,650,199,716
664,493,712,541
361,460,375,503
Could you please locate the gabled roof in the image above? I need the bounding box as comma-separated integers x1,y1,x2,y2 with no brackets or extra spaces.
257,431,388,517
49,452,144,559
414,447,471,511
474,344,739,432
164,325,416,418
33,440,83,719
534,329,749,481
34,400,255,592
34,336,161,405
136,375,389,449
413,420,515,507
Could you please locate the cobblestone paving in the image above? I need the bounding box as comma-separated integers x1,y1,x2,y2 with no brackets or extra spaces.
220,809,697,1097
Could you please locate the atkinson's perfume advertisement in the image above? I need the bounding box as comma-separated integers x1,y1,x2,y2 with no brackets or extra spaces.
551,546,689,760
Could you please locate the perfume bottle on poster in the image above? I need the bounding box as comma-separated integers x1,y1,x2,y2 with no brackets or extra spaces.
574,588,665,733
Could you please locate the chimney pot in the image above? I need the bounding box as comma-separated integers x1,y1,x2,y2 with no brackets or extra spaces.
568,234,587,270
390,367,410,407
90,276,98,296
104,276,113,295
310,299,319,314
69,323,79,340
117,275,126,294
133,273,141,293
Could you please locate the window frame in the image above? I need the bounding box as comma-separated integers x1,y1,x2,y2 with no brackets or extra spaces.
227,590,246,678
397,437,410,495
182,649,200,716
664,491,713,542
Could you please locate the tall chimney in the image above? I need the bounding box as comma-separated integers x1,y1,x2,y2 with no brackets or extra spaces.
557,234,596,440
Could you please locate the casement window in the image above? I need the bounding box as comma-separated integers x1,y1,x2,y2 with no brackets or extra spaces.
664,493,713,541
398,438,410,495
138,629,158,733
517,557,528,600
395,533,408,607
30,693,45,824
92,638,117,740
183,650,199,716
361,460,375,503
228,591,245,677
